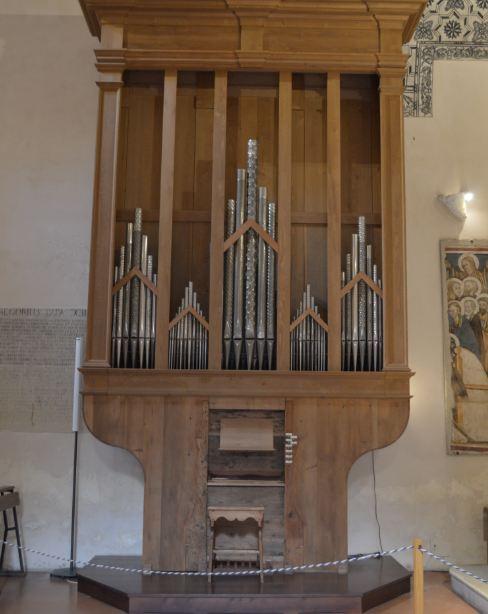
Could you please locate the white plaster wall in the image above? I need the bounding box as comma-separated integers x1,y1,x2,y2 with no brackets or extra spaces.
0,13,96,308
1,3,488,572
349,60,488,570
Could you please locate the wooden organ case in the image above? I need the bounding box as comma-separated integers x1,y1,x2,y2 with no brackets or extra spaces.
80,0,424,574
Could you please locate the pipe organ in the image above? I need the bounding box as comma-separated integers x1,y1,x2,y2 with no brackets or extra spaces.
80,0,423,582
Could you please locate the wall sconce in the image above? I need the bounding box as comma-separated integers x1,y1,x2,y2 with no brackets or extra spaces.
437,192,473,220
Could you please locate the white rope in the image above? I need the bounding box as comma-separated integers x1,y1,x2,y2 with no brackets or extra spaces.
421,548,488,586
5,538,488,587
0,540,413,577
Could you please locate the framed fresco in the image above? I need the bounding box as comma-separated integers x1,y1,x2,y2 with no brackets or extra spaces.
441,240,488,454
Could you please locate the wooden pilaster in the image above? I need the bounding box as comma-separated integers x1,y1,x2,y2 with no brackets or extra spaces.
277,72,292,371
208,71,228,370
155,70,177,369
326,72,342,372
379,68,408,370
85,78,123,367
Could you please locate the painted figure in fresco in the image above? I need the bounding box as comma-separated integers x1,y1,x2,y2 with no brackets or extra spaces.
463,276,482,298
448,300,481,360
447,277,464,301
462,297,484,366
478,294,488,372
458,253,487,291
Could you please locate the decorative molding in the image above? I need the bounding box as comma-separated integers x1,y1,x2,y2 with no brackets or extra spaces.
406,0,488,117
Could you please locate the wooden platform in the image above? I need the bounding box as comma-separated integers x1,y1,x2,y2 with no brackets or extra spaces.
77,555,411,614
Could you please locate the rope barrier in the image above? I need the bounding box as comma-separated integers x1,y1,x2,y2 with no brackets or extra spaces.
0,540,412,577
421,548,488,585
2,538,488,591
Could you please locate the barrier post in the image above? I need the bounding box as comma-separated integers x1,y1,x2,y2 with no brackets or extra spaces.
413,538,424,614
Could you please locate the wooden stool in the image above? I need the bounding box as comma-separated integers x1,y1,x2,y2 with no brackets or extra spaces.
208,506,264,583
0,486,25,576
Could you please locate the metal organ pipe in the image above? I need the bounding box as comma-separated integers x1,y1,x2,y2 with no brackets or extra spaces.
111,208,157,369
223,139,278,370
342,216,383,372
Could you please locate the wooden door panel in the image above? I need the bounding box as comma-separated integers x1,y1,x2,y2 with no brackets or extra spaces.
285,398,349,566
159,397,209,571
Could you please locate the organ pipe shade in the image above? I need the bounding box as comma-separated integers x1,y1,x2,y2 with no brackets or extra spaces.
111,208,157,369
341,216,383,372
223,139,277,370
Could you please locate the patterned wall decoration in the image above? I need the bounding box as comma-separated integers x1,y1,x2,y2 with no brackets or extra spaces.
406,0,488,117
0,309,86,433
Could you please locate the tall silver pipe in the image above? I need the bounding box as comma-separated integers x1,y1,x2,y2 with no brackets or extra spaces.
112,265,119,367
233,169,246,368
366,245,373,371
177,297,184,369
186,283,193,368
351,234,359,371
378,278,383,371
130,208,142,367
358,216,367,371
256,187,267,370
169,284,208,370
151,273,157,368
144,255,153,369
244,139,258,370
266,202,276,369
306,286,311,371
115,246,125,368
122,223,133,367
138,235,148,368
345,253,352,371
184,285,191,369
341,271,346,371
373,264,379,372
223,200,236,369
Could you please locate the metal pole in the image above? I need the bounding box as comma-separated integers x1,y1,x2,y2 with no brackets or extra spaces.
50,337,83,580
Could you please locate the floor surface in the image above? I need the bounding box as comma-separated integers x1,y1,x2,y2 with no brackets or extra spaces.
0,571,477,613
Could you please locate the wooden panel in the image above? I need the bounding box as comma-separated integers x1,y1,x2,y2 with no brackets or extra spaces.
84,395,208,571
379,72,408,370
208,71,228,369
85,82,123,367
291,75,327,316
155,70,177,369
170,72,214,323
117,87,163,214
220,418,274,451
284,397,409,565
341,75,381,217
326,73,342,371
209,409,285,479
170,221,211,318
277,72,292,370
225,73,278,204
207,486,284,563
160,397,208,571
82,368,413,399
